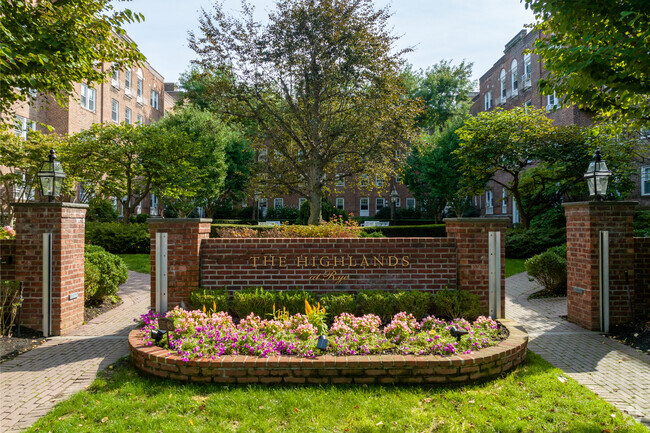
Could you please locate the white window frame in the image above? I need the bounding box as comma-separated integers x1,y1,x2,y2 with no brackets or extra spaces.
547,92,558,110
150,193,159,216
523,53,532,88
502,189,508,213
375,176,384,188
259,198,268,218
150,90,159,110
125,70,132,95
80,83,96,111
336,197,344,210
111,99,119,122
360,197,369,217
406,198,416,210
395,197,401,208
274,198,283,209
641,166,650,196
298,197,307,209
125,107,132,124
136,69,144,104
484,91,492,111
510,59,518,96
137,114,144,125
111,67,119,88
512,199,520,224
360,174,369,188
335,174,345,187
14,115,36,140
486,190,494,215
376,198,385,211
499,69,507,103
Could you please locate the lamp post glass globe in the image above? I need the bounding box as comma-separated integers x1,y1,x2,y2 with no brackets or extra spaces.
583,148,611,200
37,149,66,202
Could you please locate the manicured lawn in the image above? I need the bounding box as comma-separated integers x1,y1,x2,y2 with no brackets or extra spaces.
505,258,527,278
117,254,150,274
26,352,644,433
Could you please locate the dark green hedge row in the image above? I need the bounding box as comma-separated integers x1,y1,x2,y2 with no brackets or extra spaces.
505,226,566,259
86,222,150,254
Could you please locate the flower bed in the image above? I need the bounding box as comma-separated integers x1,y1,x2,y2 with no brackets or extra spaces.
130,309,528,384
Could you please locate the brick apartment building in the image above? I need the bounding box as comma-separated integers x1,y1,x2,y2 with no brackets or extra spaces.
469,29,649,223
4,34,179,221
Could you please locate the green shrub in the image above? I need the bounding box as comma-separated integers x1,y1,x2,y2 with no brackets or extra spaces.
84,244,129,303
319,293,356,320
393,291,433,320
361,224,446,238
130,213,150,224
211,224,276,238
84,260,101,300
525,244,567,295
432,289,481,320
0,281,22,336
359,230,385,238
296,199,346,225
634,210,650,237
231,287,277,319
86,222,150,254
275,290,316,315
505,226,565,259
356,290,398,323
266,206,300,222
86,198,118,222
190,288,229,313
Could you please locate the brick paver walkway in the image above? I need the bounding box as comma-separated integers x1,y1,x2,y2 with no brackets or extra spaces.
507,272,650,428
0,271,150,433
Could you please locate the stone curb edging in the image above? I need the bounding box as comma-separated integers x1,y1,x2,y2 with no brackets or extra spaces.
129,319,528,385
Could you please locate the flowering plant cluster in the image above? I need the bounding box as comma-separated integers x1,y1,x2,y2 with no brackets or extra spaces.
137,307,501,362
0,225,16,240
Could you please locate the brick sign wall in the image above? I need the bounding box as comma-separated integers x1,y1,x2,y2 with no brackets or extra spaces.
200,237,457,292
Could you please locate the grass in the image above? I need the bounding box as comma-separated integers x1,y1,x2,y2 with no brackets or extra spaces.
117,254,150,274
505,258,527,278
25,352,644,433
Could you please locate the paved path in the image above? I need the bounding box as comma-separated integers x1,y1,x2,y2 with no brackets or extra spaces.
507,272,650,428
0,271,150,433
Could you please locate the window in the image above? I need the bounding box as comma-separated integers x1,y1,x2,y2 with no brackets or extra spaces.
80,83,96,111
111,68,119,88
502,189,508,213
375,176,384,188
274,198,283,209
125,70,132,95
259,198,268,217
258,149,268,162
547,92,558,110
486,190,494,215
524,100,532,108
395,197,401,207
299,198,307,209
360,174,369,188
376,198,385,211
499,69,506,102
150,193,159,216
335,174,345,187
28,88,38,99
360,198,369,217
111,99,119,122
406,198,416,210
641,166,650,196
150,90,159,110
523,53,532,88
484,91,492,110
511,59,518,95
512,199,520,224
14,115,36,140
13,171,34,200
136,69,144,103
336,198,344,210
125,107,132,124
137,114,144,124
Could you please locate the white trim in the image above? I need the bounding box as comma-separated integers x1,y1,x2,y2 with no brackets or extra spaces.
641,166,650,196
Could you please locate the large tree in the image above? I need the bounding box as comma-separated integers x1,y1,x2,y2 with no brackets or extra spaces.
526,0,650,127
189,0,421,224
0,0,145,117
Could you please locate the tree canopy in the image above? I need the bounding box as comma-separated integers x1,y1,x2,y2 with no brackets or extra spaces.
189,0,421,224
0,0,145,117
526,0,650,128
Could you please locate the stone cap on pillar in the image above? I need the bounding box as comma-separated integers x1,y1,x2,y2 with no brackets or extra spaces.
562,201,638,208
11,202,89,209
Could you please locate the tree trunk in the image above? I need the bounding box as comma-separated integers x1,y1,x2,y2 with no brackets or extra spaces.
308,164,323,225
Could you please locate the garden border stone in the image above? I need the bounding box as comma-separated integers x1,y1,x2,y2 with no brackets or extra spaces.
129,318,528,384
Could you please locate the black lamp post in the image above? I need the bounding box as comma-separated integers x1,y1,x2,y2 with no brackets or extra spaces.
584,147,612,201
37,149,66,202
390,185,399,221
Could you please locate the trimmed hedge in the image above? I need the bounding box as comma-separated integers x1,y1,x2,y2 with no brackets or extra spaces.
525,244,567,295
86,222,150,254
84,244,129,303
361,224,446,238
505,226,566,259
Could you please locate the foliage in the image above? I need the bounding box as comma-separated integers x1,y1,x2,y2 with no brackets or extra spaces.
84,244,128,303
634,210,650,237
0,281,22,337
0,225,15,239
526,244,568,295
231,287,277,319
296,198,347,225
304,300,328,336
189,0,421,224
318,293,357,321
506,226,566,259
265,206,300,223
190,288,229,313
86,198,118,223
214,219,361,238
86,222,149,254
0,0,145,117
129,214,149,224
393,291,433,320
358,230,385,238
355,291,398,323
361,224,446,238
432,289,481,320
116,254,150,274
526,0,650,128
403,60,475,134
27,352,647,433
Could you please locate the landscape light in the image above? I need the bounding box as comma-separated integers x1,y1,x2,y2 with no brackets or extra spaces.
449,326,469,342
584,147,612,201
37,149,66,202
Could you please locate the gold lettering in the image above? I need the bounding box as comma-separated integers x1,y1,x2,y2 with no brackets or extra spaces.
360,256,370,267
263,255,274,267
278,256,287,268
348,255,357,267
250,256,260,267
320,256,331,267
401,256,410,267
297,256,308,268
312,256,317,267
388,256,399,267
373,256,384,267
333,256,345,267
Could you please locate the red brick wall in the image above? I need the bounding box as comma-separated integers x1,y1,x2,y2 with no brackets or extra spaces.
13,203,87,335
634,237,650,317
200,237,457,294
445,218,507,317
564,202,636,330
0,239,15,281
149,219,212,309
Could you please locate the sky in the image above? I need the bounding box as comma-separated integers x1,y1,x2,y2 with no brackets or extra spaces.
118,0,536,86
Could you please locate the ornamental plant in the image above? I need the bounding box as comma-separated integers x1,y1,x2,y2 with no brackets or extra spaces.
0,225,15,239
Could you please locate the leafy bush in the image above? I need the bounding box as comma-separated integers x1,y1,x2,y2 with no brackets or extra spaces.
212,220,361,238
634,210,650,237
190,288,229,313
265,206,300,222
525,244,567,295
130,213,150,224
432,289,481,320
296,199,346,225
0,281,22,336
393,291,433,320
361,224,446,238
275,290,316,315
86,222,150,253
505,226,566,259
84,259,101,301
84,244,129,303
86,198,118,222
319,293,357,320
163,207,178,218
356,291,398,323
359,230,385,238
231,287,276,319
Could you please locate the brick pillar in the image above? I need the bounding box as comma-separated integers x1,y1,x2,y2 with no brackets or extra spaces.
563,201,636,331
13,203,87,335
148,219,212,311
444,218,508,317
